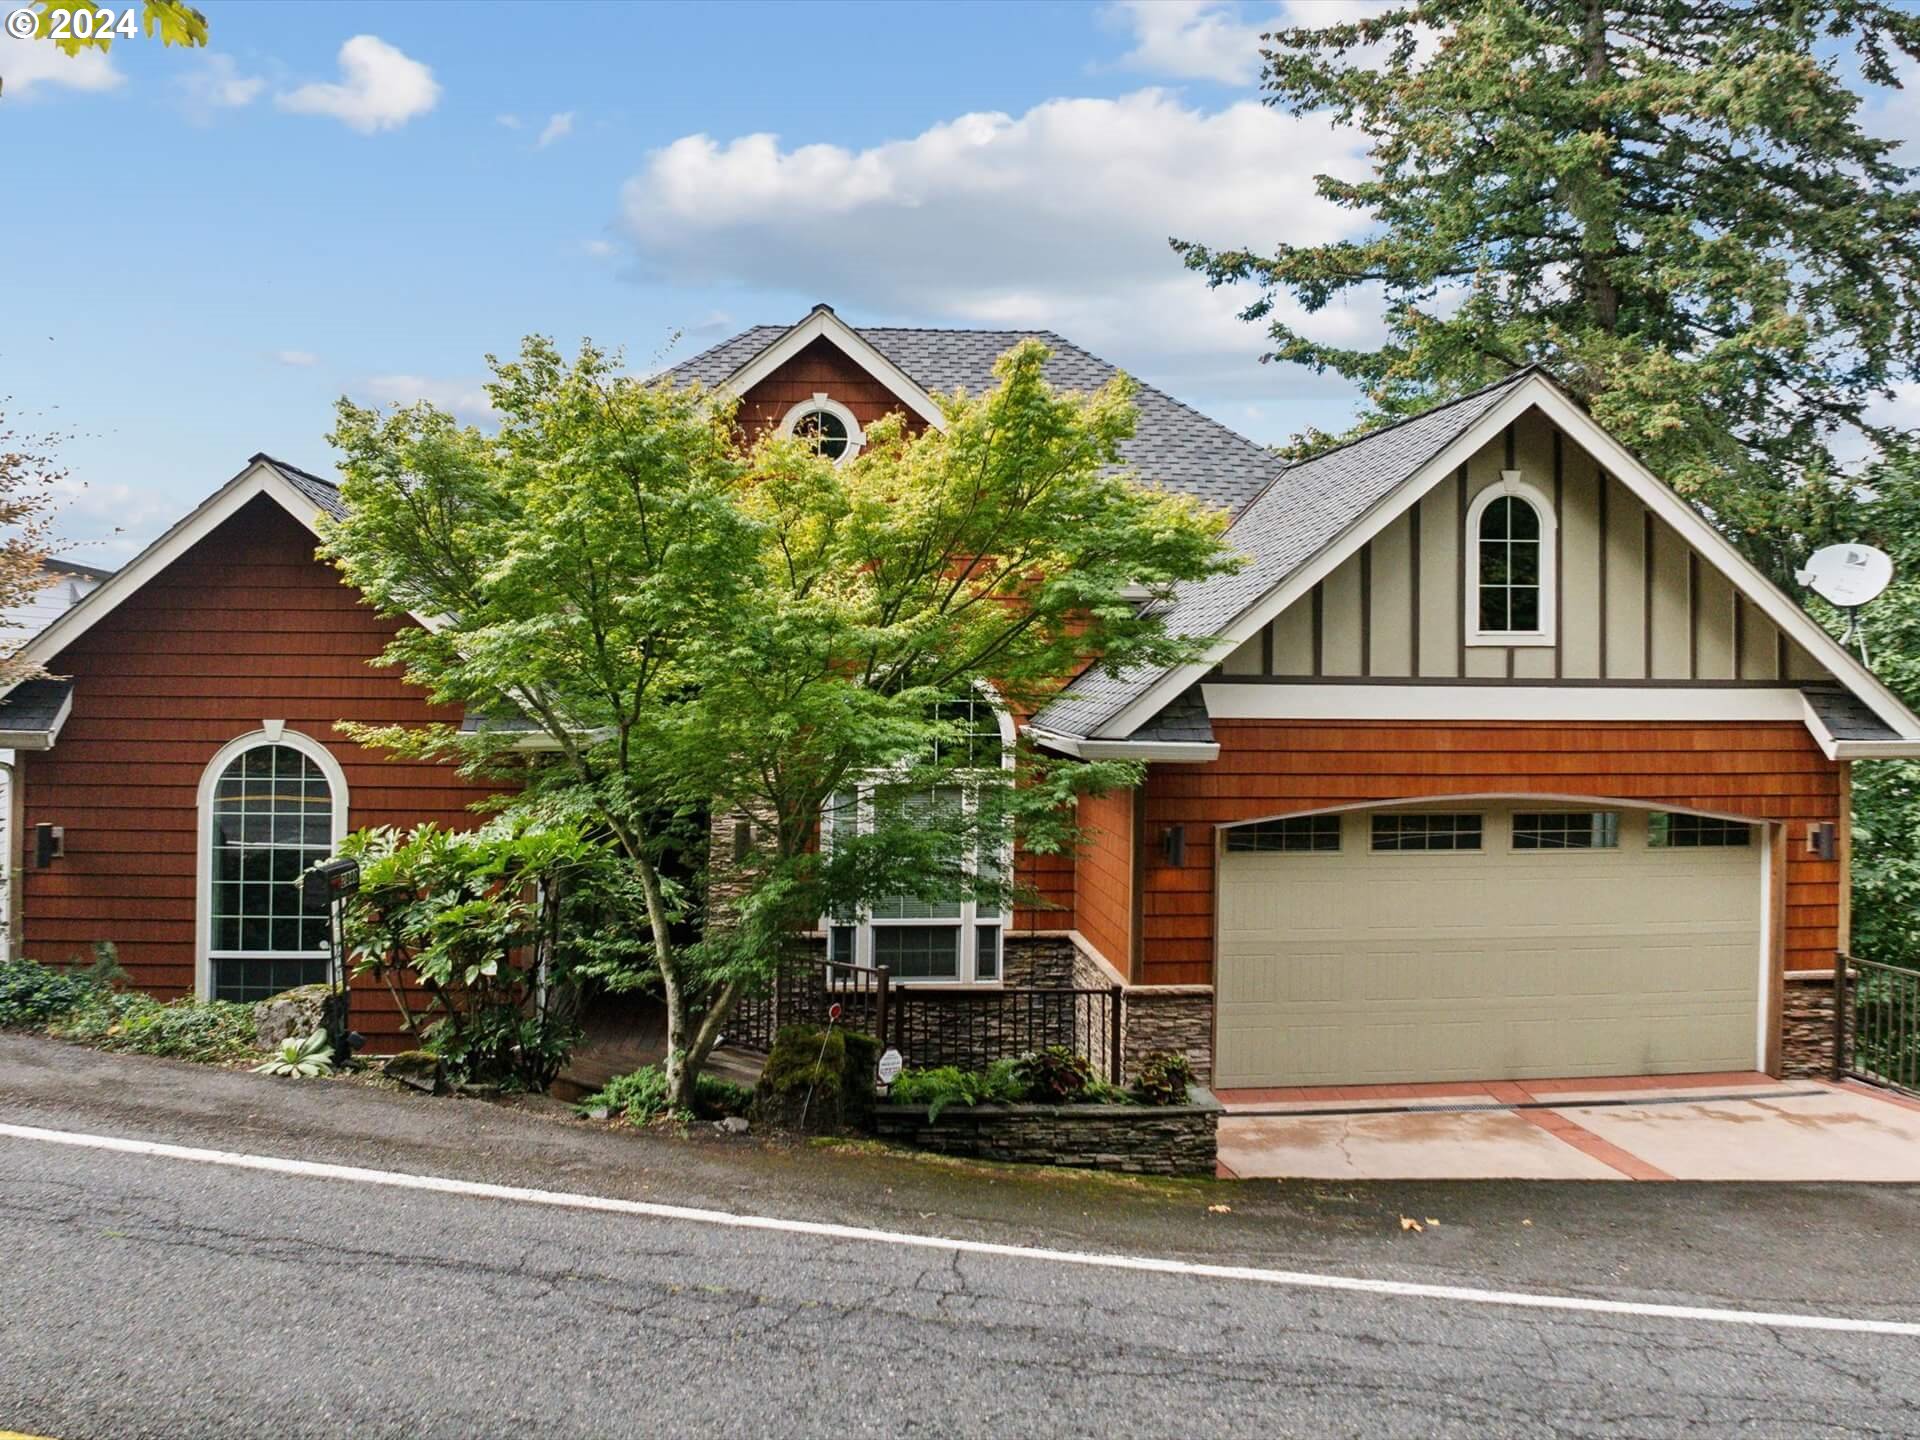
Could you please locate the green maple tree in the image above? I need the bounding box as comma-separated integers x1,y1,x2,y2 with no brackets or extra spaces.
1176,0,1920,578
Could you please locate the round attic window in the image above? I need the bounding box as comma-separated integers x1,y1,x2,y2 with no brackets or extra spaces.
780,395,863,463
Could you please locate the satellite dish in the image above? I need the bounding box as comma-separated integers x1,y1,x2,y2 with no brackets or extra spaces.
1796,544,1894,610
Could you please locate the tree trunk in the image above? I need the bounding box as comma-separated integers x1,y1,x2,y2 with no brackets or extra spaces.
632,851,698,1105
1575,0,1621,335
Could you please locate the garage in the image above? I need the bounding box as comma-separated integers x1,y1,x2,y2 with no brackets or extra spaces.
1214,803,1765,1088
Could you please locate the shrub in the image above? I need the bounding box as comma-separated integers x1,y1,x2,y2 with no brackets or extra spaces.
254,1031,336,1079
1131,1050,1196,1106
0,958,98,1029
52,992,258,1064
579,1064,751,1125
889,1058,1027,1119
754,1024,879,1133
1014,1045,1096,1103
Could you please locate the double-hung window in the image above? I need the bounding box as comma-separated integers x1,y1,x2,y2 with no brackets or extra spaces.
822,694,1012,984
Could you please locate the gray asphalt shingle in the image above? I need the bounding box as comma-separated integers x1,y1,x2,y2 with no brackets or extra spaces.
1803,684,1902,743
667,322,1287,515
254,453,348,521
0,678,72,734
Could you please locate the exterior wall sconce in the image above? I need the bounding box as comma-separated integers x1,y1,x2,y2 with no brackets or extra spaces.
33,823,62,869
1159,824,1186,867
1807,821,1838,861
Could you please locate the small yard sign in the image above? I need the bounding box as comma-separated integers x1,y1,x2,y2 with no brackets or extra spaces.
877,1048,904,1086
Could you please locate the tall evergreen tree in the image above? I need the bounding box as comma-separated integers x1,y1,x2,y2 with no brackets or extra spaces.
1176,0,1920,575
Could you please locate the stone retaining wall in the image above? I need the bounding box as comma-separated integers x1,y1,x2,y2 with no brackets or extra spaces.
870,1087,1220,1175
1122,986,1213,1085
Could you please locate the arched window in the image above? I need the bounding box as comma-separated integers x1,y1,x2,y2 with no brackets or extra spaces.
197,730,348,1002
1466,480,1556,645
779,394,864,463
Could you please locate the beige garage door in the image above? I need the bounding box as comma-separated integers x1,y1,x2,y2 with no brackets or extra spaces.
1215,804,1763,1088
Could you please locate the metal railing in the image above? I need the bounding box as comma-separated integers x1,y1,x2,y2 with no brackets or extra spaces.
727,953,1124,1083
1835,951,1920,1095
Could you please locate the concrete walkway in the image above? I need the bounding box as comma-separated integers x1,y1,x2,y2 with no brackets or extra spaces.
1216,1073,1920,1181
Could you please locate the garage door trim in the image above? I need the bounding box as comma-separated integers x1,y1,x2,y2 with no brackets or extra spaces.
1212,794,1781,1087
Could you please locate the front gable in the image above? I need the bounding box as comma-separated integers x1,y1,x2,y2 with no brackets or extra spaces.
1218,405,1836,687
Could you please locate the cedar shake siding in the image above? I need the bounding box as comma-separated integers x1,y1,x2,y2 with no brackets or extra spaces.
733,338,929,442
1073,786,1135,978
17,495,496,1049
1137,719,1841,987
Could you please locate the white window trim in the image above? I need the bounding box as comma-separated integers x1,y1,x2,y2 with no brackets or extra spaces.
1465,472,1557,647
779,394,865,465
823,694,1015,986
194,727,350,1001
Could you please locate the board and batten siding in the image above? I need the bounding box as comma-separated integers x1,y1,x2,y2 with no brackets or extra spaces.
1136,719,1840,988
16,496,499,1051
1219,408,1833,685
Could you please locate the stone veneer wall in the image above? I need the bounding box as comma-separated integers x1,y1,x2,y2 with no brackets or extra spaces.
1121,987,1214,1085
870,1091,1220,1175
1782,973,1838,1078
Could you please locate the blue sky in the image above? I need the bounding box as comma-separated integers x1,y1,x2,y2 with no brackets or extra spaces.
4,1,1918,567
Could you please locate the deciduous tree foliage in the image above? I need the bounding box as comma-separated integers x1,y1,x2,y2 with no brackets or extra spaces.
0,403,64,685
1176,0,1920,576
320,338,1232,1104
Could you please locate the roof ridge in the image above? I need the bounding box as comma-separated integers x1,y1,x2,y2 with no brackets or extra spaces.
250,453,339,490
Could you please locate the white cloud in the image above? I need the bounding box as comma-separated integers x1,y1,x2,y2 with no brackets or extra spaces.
359,374,495,421
537,111,575,148
178,52,266,121
496,112,522,129
1108,1,1274,86
47,473,177,567
583,239,617,258
274,349,319,368
617,89,1371,400
0,31,123,98
277,35,440,135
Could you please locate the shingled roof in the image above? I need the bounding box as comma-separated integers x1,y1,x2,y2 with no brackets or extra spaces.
667,322,1288,515
1030,368,1543,740
253,453,347,521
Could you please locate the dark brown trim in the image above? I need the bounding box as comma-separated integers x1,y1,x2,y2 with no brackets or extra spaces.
1504,423,1517,470
1127,785,1146,985
1260,618,1274,677
1777,628,1790,682
1359,541,1373,678
1687,550,1699,680
1597,468,1609,678
1553,430,1564,681
1310,582,1324,677
1408,500,1422,677
1643,510,1655,679
1734,594,1746,681
1456,467,1468,676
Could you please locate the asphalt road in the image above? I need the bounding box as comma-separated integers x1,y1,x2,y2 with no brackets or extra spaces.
3,1036,1920,1438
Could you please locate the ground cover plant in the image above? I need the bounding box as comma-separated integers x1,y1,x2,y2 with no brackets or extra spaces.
0,950,258,1065
576,1064,751,1125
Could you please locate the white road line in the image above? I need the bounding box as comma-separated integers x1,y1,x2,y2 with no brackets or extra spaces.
3,1119,1914,1338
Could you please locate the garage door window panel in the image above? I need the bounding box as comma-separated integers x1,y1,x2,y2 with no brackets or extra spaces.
1648,813,1752,848
1226,815,1341,854
1512,812,1620,851
1370,813,1484,853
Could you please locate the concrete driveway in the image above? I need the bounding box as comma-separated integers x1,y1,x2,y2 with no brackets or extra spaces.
1216,1073,1920,1181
